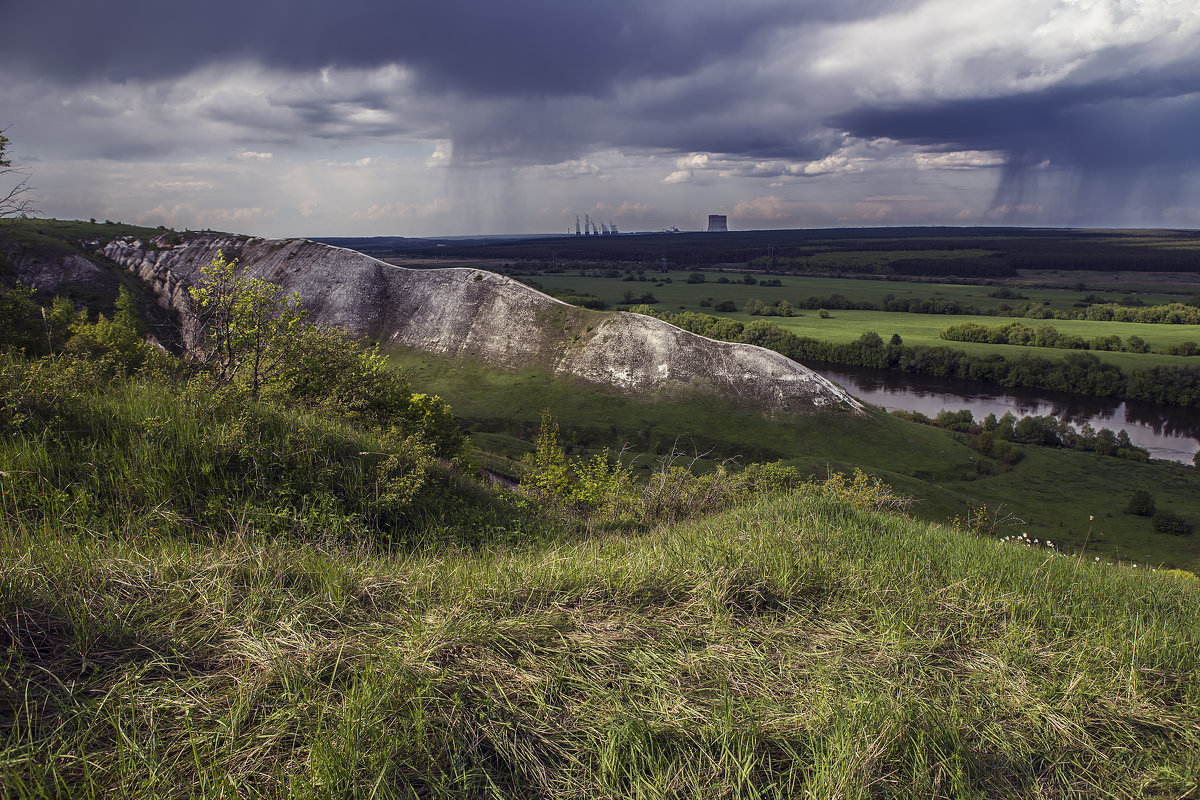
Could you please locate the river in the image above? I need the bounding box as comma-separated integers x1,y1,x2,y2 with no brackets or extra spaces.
814,363,1200,465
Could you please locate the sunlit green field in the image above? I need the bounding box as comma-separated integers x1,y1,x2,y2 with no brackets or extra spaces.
739,311,1200,370
533,274,1200,370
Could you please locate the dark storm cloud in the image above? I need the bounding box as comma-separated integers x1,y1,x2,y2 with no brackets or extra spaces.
834,71,1200,165
1,0,909,167
1,0,879,98
7,0,1200,232
832,66,1200,223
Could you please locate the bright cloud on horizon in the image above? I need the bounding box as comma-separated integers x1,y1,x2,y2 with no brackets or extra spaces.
2,0,1199,237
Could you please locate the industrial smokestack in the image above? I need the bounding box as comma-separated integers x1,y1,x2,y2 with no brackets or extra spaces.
575,215,581,236
707,214,728,232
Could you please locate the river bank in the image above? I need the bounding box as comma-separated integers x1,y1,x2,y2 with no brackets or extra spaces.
815,362,1200,464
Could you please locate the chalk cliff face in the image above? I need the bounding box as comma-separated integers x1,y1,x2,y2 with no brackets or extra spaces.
8,252,107,294
103,233,863,414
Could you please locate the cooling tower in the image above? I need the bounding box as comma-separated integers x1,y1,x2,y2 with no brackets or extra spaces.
707,214,728,232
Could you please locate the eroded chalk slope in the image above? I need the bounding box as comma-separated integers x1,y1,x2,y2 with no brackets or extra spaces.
104,234,862,414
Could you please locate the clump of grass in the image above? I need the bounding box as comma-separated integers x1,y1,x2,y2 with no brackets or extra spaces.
4,481,1198,797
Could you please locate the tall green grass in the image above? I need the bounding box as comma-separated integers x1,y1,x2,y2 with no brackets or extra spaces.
0,353,531,551
4,487,1198,797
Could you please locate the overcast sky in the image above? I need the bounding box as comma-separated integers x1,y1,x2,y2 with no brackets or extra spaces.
2,0,1198,237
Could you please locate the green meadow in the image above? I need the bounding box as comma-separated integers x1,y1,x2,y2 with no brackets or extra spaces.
740,311,1200,370
533,274,1200,370
388,349,1200,571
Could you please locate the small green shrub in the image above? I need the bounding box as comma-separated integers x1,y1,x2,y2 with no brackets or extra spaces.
821,467,911,513
1152,511,1194,536
0,283,44,355
521,410,638,517
1126,489,1156,517
1161,568,1199,582
0,353,105,430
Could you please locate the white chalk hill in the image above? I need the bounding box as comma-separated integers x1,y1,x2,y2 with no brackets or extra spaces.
105,234,862,415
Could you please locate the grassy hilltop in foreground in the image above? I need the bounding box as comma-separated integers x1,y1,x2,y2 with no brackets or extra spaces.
2,349,1198,798
7,492,1200,797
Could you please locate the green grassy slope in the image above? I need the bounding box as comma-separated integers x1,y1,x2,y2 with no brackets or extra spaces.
4,478,1198,797
390,348,969,471
387,349,1200,570
0,218,172,321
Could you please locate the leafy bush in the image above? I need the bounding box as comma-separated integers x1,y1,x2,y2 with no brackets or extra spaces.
1161,568,1199,582
621,290,659,305
821,468,912,513
1152,511,1194,536
189,250,305,396
0,353,107,430
0,283,44,355
1,350,469,538
61,287,158,375
744,298,795,317
1,271,473,539
520,410,637,517
269,326,434,430
1126,489,1156,516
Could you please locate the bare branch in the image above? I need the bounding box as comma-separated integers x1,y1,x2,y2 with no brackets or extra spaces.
0,127,39,218
0,173,38,218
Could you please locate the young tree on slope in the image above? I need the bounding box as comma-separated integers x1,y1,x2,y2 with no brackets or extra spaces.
189,250,305,398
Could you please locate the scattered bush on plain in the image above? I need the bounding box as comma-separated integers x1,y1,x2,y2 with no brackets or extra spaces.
519,411,908,524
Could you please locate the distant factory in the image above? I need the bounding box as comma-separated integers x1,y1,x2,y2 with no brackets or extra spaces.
575,214,619,235
567,212,726,234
